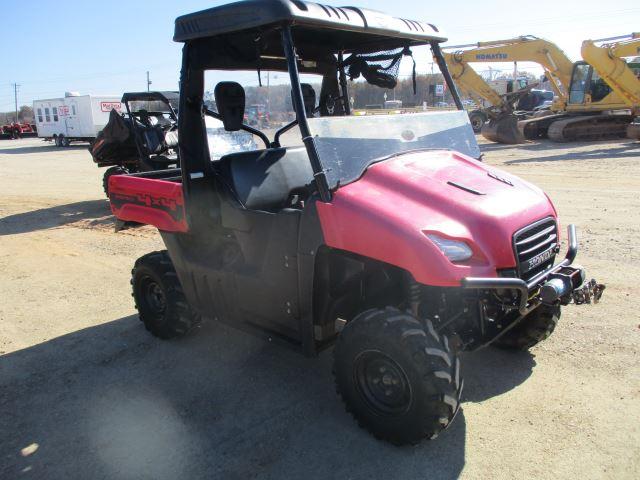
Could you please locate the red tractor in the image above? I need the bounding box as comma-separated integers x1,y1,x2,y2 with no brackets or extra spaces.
0,122,37,139
108,0,604,445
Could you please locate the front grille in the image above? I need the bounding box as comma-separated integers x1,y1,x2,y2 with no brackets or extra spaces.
513,217,558,282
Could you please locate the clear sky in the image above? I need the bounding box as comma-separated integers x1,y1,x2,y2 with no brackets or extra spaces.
1,0,638,110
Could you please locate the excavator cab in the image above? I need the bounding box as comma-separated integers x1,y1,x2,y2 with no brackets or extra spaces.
568,62,614,105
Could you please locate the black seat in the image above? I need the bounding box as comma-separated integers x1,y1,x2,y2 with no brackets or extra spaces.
217,147,314,211
300,83,316,116
213,81,314,211
137,109,152,127
214,82,246,131
142,127,165,154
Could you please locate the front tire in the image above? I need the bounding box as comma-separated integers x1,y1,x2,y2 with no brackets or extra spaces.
333,307,463,445
493,305,560,351
131,251,201,339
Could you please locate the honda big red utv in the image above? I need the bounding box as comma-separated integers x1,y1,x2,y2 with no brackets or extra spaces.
108,0,604,445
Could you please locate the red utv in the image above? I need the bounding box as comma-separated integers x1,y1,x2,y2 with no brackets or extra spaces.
108,0,604,445
90,91,180,196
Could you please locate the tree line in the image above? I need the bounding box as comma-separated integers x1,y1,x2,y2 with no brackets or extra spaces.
0,106,34,125
205,72,457,118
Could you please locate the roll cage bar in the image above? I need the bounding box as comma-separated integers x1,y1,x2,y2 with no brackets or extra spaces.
282,27,332,201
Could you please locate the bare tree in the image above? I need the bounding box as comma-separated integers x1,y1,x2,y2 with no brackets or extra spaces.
19,105,34,122
0,105,33,124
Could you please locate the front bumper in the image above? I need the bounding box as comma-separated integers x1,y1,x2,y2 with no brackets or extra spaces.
461,225,603,315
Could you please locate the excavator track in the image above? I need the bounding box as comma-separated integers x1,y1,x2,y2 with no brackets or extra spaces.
627,121,640,140
547,114,634,142
518,114,567,140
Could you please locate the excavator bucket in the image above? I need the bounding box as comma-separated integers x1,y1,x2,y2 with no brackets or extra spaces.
628,122,640,140
480,114,526,144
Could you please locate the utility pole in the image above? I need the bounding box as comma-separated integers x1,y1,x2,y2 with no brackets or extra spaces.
146,71,152,92
12,83,20,123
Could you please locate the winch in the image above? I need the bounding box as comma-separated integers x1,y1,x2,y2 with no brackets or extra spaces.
539,266,605,305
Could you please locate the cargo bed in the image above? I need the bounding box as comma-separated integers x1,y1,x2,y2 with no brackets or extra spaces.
108,168,188,232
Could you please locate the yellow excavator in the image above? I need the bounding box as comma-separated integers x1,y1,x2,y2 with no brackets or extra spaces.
581,33,640,140
443,36,571,143
444,36,574,143
444,35,638,143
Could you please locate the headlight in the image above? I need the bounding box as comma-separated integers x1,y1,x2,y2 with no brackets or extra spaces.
426,234,473,262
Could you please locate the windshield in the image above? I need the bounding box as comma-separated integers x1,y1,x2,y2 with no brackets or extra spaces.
127,99,178,113
308,110,480,188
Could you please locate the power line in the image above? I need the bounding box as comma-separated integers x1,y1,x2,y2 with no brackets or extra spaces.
12,61,177,87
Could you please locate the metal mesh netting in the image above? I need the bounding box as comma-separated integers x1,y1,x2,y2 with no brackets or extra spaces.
342,47,415,91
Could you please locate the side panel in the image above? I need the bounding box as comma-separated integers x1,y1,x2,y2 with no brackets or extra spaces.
109,176,188,232
161,203,306,349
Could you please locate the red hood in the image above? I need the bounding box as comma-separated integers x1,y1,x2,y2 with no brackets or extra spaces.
316,150,557,286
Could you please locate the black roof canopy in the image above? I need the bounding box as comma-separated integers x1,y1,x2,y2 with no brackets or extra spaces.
174,0,447,45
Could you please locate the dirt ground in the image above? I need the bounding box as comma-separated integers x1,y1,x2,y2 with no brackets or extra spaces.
1,136,639,479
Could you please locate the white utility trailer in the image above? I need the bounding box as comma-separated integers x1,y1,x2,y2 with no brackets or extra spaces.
33,92,122,146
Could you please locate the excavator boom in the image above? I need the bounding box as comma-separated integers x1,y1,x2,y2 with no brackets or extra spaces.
445,36,573,106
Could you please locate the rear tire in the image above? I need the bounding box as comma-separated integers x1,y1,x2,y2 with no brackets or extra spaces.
54,135,61,147
60,135,70,147
493,305,560,351
103,166,128,197
333,307,463,445
131,251,201,339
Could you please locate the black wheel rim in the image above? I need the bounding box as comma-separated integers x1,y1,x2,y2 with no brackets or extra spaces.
354,350,412,416
140,276,166,317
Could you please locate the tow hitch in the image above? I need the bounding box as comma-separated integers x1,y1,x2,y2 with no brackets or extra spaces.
540,267,605,305
570,278,605,305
